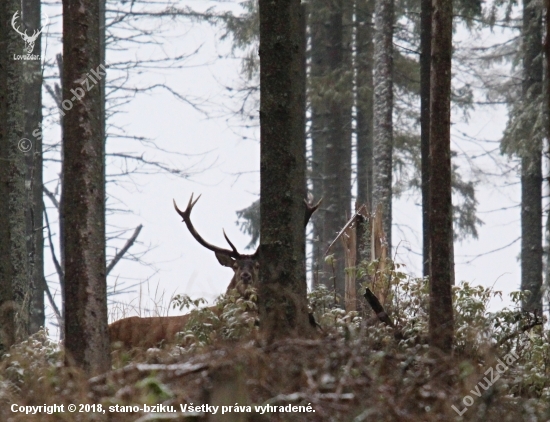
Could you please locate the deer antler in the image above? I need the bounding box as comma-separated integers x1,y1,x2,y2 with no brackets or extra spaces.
11,12,27,38
304,197,322,226
173,194,241,258
11,11,49,53
175,194,322,259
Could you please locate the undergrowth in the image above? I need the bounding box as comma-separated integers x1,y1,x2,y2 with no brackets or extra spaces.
1,264,550,421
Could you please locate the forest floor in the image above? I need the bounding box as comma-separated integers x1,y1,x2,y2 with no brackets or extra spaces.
1,320,549,422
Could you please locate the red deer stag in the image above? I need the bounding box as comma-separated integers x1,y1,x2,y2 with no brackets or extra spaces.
109,194,321,349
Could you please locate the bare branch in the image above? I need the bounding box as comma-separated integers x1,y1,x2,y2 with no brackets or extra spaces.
43,205,64,289
43,186,59,209
106,224,143,275
42,277,63,330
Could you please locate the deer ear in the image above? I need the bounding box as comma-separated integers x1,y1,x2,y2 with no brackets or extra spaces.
215,253,235,268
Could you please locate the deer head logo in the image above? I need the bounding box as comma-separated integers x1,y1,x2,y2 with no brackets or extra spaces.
11,11,49,54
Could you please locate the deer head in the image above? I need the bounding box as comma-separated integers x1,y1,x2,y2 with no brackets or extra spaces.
173,194,321,295
173,194,260,296
11,11,48,54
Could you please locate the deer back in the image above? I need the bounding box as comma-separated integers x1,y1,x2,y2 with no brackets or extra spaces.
109,314,193,349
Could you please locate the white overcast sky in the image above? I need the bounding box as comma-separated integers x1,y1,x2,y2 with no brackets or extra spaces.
38,1,526,338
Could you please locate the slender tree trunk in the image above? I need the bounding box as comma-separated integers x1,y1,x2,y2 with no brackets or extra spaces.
301,4,307,197
356,0,374,272
62,0,110,374
309,1,329,288
520,0,543,313
420,0,432,278
356,0,374,210
22,0,45,334
428,0,454,355
322,0,353,301
372,0,394,254
355,0,374,303
259,0,311,338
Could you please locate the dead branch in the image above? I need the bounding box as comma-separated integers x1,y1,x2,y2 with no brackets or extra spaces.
43,205,64,288
363,288,395,328
43,186,59,209
106,225,143,275
42,277,62,330
494,312,543,349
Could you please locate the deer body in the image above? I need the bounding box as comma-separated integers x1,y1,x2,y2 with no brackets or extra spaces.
109,315,191,349
109,194,320,349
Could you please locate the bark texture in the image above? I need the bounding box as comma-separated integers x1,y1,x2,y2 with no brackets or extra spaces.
22,0,45,334
355,0,375,294
372,0,394,253
259,0,311,338
520,0,543,313
62,0,110,374
428,0,454,355
420,0,432,278
309,1,328,286
545,0,550,322
0,0,31,348
356,0,374,209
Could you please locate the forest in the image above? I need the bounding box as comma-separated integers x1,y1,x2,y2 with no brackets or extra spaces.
0,0,549,420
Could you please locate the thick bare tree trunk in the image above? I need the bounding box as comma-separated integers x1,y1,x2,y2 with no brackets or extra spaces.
520,0,543,313
259,0,311,338
0,0,20,349
545,0,550,322
372,0,394,254
22,0,45,334
0,0,31,348
62,0,110,374
428,0,454,355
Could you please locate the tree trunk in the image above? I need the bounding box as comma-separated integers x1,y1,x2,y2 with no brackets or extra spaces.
259,0,311,338
372,0,394,254
321,0,353,301
0,0,27,350
62,0,110,374
356,0,374,266
356,0,374,209
520,0,543,313
545,0,550,323
420,0,432,278
0,0,32,348
22,0,45,335
428,0,454,355
309,1,329,288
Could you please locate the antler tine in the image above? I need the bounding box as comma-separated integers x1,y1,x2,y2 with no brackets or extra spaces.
187,192,201,211
222,229,240,255
304,197,323,226
11,12,27,37
173,194,240,258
